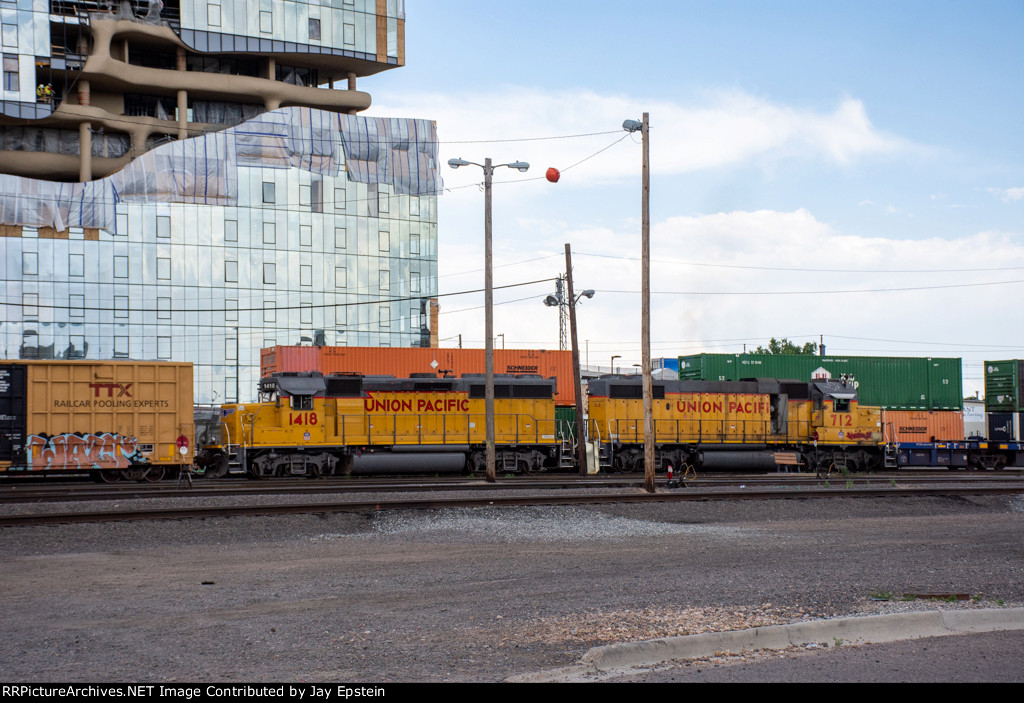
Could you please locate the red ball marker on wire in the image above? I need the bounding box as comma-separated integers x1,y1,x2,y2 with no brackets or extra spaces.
545,167,560,183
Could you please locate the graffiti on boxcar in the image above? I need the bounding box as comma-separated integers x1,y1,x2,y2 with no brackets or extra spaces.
24,433,145,470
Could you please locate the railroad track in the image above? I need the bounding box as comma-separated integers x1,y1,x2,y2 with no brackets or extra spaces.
1,471,1021,504
2,481,1023,527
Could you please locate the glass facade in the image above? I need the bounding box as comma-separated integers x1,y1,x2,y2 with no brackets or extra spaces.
179,0,403,59
1,164,437,403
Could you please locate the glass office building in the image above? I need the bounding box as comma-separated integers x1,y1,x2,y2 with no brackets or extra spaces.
0,1,439,403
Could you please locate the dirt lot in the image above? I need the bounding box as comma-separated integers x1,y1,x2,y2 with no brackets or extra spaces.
1,494,1022,682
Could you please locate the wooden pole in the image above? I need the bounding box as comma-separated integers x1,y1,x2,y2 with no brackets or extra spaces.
484,158,496,482
641,112,655,493
565,243,588,476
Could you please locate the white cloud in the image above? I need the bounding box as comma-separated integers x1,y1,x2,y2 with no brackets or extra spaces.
989,186,1024,202
371,88,911,187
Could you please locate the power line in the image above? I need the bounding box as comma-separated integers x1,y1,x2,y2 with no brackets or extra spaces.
441,130,623,144
442,133,634,191
596,278,1024,296
576,251,1024,275
5,278,553,315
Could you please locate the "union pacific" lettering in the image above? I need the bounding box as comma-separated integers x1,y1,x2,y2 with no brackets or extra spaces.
675,400,767,414
364,398,471,413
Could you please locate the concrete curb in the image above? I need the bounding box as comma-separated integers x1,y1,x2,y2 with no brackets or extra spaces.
508,607,1024,682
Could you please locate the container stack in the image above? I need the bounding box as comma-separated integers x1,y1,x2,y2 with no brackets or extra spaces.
984,360,1024,440
678,353,964,443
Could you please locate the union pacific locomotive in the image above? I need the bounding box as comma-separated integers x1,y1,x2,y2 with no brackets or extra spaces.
587,375,883,474
195,371,887,478
197,372,564,477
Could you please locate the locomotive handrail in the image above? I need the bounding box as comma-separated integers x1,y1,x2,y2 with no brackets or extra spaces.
329,412,556,446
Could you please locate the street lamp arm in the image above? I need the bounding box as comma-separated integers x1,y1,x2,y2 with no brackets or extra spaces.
448,158,529,174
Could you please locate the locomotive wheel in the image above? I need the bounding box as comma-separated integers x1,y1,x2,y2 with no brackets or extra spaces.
204,454,229,479
142,466,165,483
621,453,643,473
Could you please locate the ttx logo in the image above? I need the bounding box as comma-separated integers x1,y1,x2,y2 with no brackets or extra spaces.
89,383,133,398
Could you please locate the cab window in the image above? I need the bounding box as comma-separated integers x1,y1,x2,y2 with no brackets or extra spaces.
291,395,314,411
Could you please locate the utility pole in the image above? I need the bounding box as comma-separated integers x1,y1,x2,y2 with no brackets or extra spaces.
640,112,655,494
484,157,496,482
447,156,529,484
565,243,588,476
556,276,567,351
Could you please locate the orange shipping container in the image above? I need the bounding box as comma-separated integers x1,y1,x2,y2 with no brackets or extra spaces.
261,346,576,406
880,410,965,443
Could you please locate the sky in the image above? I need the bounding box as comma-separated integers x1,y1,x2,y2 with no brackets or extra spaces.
367,0,1023,397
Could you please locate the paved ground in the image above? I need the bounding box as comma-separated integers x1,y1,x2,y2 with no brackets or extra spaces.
1,494,1022,682
605,630,1024,683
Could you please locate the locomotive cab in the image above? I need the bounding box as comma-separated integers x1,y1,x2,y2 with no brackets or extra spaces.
805,377,883,472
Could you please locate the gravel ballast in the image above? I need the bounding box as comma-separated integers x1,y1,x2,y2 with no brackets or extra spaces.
1,493,1022,682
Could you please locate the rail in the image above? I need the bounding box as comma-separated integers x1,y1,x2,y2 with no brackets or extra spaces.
600,418,775,444
332,411,560,447
593,418,863,445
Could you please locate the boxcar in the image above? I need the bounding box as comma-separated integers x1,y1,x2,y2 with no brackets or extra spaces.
0,360,193,481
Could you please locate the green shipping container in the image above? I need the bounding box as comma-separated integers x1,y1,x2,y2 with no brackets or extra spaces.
984,360,1024,412
555,406,578,441
677,354,962,410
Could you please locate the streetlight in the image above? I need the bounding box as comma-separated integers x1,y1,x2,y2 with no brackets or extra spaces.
544,246,595,476
624,113,654,492
611,355,621,374
543,281,595,351
448,156,530,483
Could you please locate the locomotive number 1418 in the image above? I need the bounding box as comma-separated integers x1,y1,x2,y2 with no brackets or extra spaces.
289,412,319,426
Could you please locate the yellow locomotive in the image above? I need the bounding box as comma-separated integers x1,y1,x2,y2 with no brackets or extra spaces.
198,372,564,477
586,376,882,473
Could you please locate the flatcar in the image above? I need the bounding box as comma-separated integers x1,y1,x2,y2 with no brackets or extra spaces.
586,375,883,473
196,371,568,477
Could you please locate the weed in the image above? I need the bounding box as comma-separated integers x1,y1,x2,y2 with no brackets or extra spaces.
901,594,918,602
833,637,844,647
870,591,893,601
890,479,896,487
997,599,1006,607
845,479,854,489
824,481,830,488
